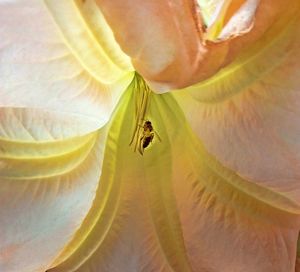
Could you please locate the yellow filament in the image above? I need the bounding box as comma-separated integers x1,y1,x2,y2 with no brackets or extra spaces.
129,74,151,153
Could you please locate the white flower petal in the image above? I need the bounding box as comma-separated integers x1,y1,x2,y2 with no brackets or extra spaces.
0,107,107,272
0,0,134,129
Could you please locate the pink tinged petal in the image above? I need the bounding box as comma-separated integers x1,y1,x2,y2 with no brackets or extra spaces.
95,0,210,91
46,81,193,272
154,94,300,272
0,0,134,129
95,0,299,92
0,108,107,272
155,95,300,272
175,7,300,210
173,138,300,272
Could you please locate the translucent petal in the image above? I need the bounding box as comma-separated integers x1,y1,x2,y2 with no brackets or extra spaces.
175,6,300,209
0,0,134,129
47,80,299,271
0,108,107,272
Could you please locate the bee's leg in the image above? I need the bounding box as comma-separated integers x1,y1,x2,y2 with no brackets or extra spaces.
138,137,144,155
145,133,157,148
150,133,154,145
133,130,141,152
153,130,162,142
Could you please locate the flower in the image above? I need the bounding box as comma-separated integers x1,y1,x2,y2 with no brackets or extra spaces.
1,0,300,271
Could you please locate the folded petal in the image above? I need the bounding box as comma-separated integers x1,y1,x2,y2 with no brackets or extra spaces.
95,0,206,90
95,0,299,91
175,7,300,210
0,0,134,129
0,108,107,272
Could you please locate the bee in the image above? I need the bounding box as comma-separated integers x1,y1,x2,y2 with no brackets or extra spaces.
138,120,161,155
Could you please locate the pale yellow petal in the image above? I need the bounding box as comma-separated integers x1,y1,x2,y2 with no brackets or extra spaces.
46,79,193,272
44,0,134,83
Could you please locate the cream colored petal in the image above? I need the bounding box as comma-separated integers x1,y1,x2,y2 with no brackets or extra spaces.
0,107,107,272
0,0,134,129
175,7,300,209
